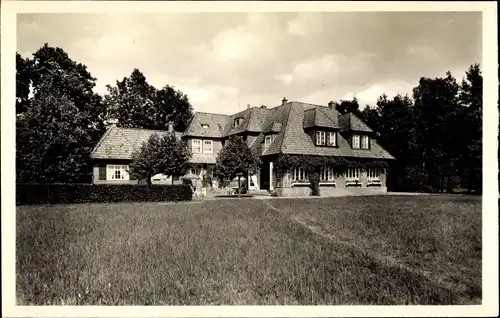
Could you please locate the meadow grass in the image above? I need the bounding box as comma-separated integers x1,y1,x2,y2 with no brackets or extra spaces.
270,194,482,304
16,195,481,305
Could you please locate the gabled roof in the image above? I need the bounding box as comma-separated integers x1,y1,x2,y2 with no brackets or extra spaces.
92,99,394,162
183,112,229,138
338,113,373,133
224,106,270,136
261,101,394,160
91,126,182,160
303,106,339,129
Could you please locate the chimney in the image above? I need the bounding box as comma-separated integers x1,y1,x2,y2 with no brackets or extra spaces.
247,104,250,109
328,101,334,109
282,97,288,105
167,122,174,133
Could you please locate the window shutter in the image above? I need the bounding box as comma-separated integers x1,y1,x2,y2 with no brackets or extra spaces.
99,165,106,180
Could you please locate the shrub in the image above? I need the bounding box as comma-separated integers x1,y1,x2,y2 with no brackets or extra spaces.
16,183,192,205
308,171,320,196
202,174,213,188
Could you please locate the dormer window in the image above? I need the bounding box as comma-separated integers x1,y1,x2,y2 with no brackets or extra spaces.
315,131,337,147
352,134,360,149
264,134,274,149
234,117,242,127
361,135,369,149
352,134,369,149
201,123,210,129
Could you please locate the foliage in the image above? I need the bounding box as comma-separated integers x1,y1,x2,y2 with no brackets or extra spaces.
16,183,192,205
308,171,321,196
104,69,193,131
273,154,390,178
331,97,362,117
16,44,106,184
129,133,191,186
355,64,482,193
202,174,213,188
458,64,482,193
214,136,261,193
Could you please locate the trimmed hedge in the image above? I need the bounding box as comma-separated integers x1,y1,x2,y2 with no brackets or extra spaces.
16,183,192,206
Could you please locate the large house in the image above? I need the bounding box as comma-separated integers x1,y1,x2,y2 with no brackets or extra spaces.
91,98,395,196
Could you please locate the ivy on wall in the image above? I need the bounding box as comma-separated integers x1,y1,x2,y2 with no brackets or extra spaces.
273,154,390,196
273,154,390,178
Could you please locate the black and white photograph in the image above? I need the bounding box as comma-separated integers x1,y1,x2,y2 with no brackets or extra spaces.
2,1,498,317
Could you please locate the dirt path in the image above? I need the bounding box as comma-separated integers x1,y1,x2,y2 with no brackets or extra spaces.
261,200,479,304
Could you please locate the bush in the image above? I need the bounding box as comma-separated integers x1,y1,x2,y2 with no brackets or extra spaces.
202,174,213,188
16,183,192,205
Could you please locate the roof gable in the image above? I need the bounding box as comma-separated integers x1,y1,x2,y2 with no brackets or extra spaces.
339,113,373,133
183,112,229,138
91,126,182,160
270,101,393,159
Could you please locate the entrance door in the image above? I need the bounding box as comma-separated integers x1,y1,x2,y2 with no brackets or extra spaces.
260,162,270,190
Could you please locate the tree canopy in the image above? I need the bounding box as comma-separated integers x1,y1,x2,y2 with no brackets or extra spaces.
129,133,191,186
214,136,261,191
16,44,106,183
104,69,193,131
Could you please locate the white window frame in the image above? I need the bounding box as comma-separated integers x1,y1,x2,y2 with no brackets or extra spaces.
361,135,369,149
107,165,129,180
291,167,309,182
316,131,326,146
346,168,361,181
367,168,381,181
352,134,360,149
320,165,335,182
328,132,337,147
192,139,202,154
203,140,213,154
189,167,202,176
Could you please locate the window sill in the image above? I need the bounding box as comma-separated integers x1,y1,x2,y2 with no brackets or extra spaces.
291,182,310,187
319,182,336,187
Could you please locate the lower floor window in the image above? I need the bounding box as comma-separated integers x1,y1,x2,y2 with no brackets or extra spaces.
189,167,202,175
346,168,361,181
291,167,308,182
367,168,381,181
320,165,335,181
107,165,129,180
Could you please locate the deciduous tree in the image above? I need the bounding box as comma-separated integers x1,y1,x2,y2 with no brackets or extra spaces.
214,136,261,195
16,44,106,183
104,69,193,131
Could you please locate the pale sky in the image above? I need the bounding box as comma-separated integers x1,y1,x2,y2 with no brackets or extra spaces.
17,12,482,114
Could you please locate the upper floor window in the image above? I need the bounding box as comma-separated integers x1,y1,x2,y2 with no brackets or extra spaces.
361,135,369,149
316,131,337,147
328,132,337,147
234,117,242,127
352,134,360,149
264,134,274,149
201,123,210,129
203,140,213,154
192,139,202,154
316,131,326,146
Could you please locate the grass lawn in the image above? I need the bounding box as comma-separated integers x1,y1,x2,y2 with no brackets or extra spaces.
16,195,481,305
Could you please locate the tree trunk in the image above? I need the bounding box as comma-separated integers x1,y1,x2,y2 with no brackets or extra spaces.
146,175,152,188
237,176,241,198
172,175,174,185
